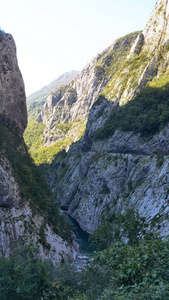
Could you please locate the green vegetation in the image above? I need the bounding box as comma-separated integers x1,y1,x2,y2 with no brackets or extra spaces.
94,82,169,141
0,119,72,242
95,32,140,82
57,122,73,134
84,238,169,300
0,245,80,300
89,209,151,251
23,116,45,150
27,100,45,116
1,211,169,299
102,48,151,101
70,211,169,299
96,31,153,102
31,137,73,165
24,118,86,165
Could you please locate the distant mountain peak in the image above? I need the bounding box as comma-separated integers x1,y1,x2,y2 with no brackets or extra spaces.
26,70,78,105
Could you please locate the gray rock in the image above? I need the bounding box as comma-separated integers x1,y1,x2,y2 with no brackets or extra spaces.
0,32,27,132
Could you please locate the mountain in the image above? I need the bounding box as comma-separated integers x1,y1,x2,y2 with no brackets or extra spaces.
27,70,78,112
2,0,169,298
27,0,169,165
24,32,139,164
0,30,78,262
41,0,169,237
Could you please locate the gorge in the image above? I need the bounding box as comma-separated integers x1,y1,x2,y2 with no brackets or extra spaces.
2,0,169,298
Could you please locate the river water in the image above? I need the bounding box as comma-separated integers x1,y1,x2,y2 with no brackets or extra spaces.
61,211,94,271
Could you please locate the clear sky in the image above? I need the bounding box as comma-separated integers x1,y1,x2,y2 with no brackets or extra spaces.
1,0,157,96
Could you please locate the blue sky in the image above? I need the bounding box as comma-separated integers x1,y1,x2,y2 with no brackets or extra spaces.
1,0,157,96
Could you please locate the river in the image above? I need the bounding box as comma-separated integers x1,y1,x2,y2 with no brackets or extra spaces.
61,210,94,271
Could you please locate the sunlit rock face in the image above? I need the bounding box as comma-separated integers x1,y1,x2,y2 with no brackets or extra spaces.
44,0,169,236
0,31,27,133
142,0,169,52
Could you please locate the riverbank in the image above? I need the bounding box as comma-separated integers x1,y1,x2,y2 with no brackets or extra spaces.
61,210,94,271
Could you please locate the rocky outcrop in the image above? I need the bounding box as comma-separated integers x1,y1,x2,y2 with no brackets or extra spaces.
47,96,169,234
27,70,78,106
0,155,78,262
44,0,169,236
0,31,27,133
26,1,169,161
142,0,169,53
52,151,169,235
34,32,138,148
70,97,169,156
39,59,109,146
0,31,78,262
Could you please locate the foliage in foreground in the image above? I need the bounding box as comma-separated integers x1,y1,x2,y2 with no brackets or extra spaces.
1,211,169,300
0,245,80,300
2,237,169,300
85,238,169,300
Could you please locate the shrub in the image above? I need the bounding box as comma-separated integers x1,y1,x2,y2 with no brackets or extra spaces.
94,83,169,141
0,120,72,242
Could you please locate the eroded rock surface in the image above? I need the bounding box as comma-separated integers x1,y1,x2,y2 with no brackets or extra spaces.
0,31,78,262
0,31,27,132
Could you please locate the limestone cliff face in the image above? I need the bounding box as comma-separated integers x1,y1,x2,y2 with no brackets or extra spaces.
0,31,78,262
36,32,138,148
0,156,78,262
52,151,169,235
142,0,169,53
40,58,109,146
0,31,27,133
46,97,169,234
27,1,169,162
34,0,169,151
44,0,169,236
100,0,169,106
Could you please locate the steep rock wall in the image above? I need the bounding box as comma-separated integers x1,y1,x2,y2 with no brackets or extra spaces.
44,0,169,235
36,32,138,147
0,31,27,133
0,154,78,262
0,31,78,262
47,100,169,234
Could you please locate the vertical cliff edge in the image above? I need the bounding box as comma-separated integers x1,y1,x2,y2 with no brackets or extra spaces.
0,30,78,262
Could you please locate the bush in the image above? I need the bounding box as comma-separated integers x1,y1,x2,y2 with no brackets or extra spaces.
0,120,72,242
89,209,152,251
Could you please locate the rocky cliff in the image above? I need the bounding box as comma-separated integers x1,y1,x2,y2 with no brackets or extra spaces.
26,0,169,163
45,97,169,234
0,31,27,133
24,32,138,165
0,30,78,262
39,32,138,147
43,0,169,236
27,70,78,107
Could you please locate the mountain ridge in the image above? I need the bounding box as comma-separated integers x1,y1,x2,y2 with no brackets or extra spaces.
41,0,169,236
27,70,78,107
25,32,139,164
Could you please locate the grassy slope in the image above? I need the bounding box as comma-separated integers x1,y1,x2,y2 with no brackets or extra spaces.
24,117,86,164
